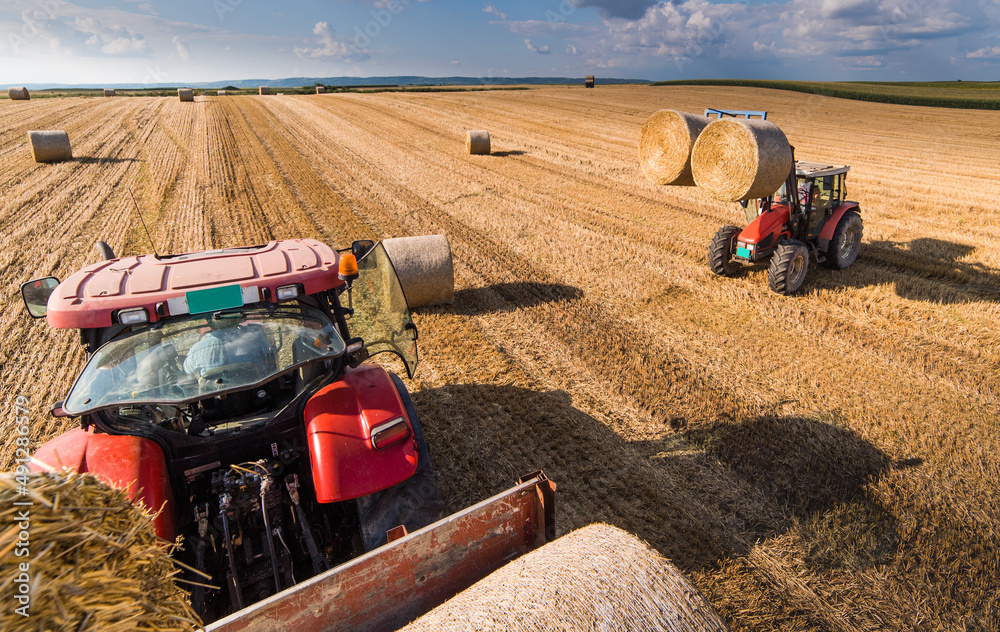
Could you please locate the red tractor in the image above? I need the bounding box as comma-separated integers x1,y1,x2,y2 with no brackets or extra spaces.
708,160,863,294
20,238,455,624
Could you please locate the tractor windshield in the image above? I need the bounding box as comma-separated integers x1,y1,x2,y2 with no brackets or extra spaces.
63,304,345,415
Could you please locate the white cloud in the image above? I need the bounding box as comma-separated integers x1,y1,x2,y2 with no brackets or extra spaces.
968,45,1000,58
525,38,551,54
102,36,146,54
294,21,369,62
483,3,508,21
172,35,189,61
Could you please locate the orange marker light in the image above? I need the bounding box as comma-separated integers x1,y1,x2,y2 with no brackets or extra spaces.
339,253,359,281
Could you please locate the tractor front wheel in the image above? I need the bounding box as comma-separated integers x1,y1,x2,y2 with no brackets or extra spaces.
823,211,863,270
708,225,741,277
768,240,810,295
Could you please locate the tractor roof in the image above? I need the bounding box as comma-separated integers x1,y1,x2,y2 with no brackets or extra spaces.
47,239,343,329
795,161,849,178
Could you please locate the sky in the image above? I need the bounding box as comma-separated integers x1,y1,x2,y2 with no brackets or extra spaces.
2,0,1000,85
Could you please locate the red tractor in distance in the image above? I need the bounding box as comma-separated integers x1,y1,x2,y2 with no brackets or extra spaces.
709,159,863,294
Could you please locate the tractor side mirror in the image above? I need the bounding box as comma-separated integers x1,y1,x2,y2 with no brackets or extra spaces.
352,240,376,265
21,277,60,318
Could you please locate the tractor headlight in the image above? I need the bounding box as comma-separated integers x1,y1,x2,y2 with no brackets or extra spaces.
370,417,410,450
118,307,149,325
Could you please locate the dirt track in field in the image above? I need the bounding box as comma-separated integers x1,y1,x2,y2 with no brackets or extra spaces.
2,86,998,630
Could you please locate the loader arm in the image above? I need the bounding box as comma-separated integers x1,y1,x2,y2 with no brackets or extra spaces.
206,472,556,632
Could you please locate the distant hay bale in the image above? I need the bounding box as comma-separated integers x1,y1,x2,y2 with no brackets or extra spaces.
103,88,116,97
178,88,194,102
316,86,326,94
259,86,270,95
0,471,200,632
8,87,30,100
382,235,455,308
217,90,226,96
466,130,490,155
691,117,792,202
400,523,729,632
585,75,595,88
639,110,711,186
27,130,72,163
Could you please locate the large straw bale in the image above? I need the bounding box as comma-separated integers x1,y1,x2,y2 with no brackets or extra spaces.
639,110,711,186
9,87,30,100
0,470,200,632
400,523,729,632
466,130,490,155
316,86,326,94
104,88,116,97
27,130,72,163
691,117,792,202
178,88,194,102
585,75,595,88
217,90,226,96
383,235,455,307
259,86,270,95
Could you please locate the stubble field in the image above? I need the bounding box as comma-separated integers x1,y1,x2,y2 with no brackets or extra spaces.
1,85,998,630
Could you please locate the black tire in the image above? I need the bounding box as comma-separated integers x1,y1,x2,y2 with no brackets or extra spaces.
356,374,445,551
767,240,810,295
823,211,863,270
708,225,741,276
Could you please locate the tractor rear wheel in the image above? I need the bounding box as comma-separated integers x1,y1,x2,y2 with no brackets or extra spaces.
768,240,810,295
708,225,741,276
823,211,863,269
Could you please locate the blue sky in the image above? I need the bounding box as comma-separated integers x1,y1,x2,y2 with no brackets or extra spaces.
2,0,1000,84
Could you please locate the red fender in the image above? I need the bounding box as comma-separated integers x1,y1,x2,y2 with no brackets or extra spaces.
818,202,860,243
305,365,418,503
30,429,177,541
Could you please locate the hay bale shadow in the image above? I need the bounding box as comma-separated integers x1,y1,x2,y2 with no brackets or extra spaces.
451,282,583,315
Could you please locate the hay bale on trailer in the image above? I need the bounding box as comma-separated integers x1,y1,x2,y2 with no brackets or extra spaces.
0,471,200,631
466,130,491,155
103,88,116,97
27,130,72,163
178,88,194,102
316,86,326,94
400,523,729,632
639,110,711,186
691,117,792,202
259,86,270,95
8,87,30,100
585,75,595,88
382,235,455,307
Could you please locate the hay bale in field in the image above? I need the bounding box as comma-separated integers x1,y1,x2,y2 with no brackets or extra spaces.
27,130,72,163
104,88,116,97
316,86,326,94
259,86,270,95
382,235,454,307
178,88,194,102
466,130,490,155
400,523,729,632
8,87,30,100
217,90,226,96
0,471,201,632
585,75,595,88
639,110,711,186
691,117,792,202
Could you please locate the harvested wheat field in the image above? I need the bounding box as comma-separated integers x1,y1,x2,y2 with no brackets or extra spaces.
1,86,998,631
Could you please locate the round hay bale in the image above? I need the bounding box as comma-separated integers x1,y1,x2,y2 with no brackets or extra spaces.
259,86,270,95
27,130,72,163
400,523,729,632
217,90,226,96
639,110,711,186
178,88,194,102
466,130,490,155
382,235,454,308
103,88,116,97
585,75,595,88
8,86,30,100
0,470,201,631
691,117,792,202
316,86,326,94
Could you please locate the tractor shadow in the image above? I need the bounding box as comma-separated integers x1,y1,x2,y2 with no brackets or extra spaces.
824,237,1000,304
74,156,140,165
490,150,526,157
413,384,902,574
449,282,583,316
